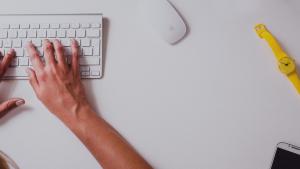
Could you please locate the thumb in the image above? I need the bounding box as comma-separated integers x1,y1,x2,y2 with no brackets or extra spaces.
0,98,25,118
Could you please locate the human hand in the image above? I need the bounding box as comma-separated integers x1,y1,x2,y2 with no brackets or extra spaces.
26,39,90,122
0,49,25,119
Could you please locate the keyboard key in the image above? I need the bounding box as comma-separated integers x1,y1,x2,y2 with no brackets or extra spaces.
90,66,101,76
91,71,100,76
12,39,22,48
47,30,56,38
76,29,85,38
60,39,71,46
3,40,12,48
57,30,66,38
22,39,32,47
70,23,80,29
86,29,100,37
81,71,90,76
80,23,90,28
82,47,93,56
14,48,24,57
91,23,101,28
0,31,8,38
8,30,18,38
5,67,28,77
50,23,60,29
81,39,90,47
79,57,100,65
18,30,27,38
37,30,47,38
91,39,100,55
40,23,50,29
27,30,37,38
10,24,19,29
60,23,70,29
0,24,9,29
67,29,76,37
80,66,90,71
32,39,42,47
20,23,30,29
30,23,40,29
19,57,29,66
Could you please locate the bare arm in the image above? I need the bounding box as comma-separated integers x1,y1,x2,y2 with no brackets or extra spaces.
25,39,152,169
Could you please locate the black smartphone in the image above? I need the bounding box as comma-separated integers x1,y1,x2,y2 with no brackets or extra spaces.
271,142,300,169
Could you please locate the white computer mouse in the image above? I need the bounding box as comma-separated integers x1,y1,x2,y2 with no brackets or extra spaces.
140,0,187,44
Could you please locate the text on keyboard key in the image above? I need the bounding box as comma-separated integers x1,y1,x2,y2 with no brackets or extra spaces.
76,29,85,38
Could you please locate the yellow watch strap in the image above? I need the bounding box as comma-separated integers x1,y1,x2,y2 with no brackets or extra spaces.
255,24,286,60
288,72,300,93
255,24,300,94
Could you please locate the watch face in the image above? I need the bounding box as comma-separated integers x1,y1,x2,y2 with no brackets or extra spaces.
278,57,296,75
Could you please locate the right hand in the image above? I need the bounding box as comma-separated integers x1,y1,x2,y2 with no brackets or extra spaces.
26,39,91,122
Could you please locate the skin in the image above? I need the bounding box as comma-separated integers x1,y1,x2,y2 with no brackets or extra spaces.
0,49,25,118
0,39,152,169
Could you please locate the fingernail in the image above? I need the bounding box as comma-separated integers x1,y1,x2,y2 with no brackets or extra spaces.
16,100,25,106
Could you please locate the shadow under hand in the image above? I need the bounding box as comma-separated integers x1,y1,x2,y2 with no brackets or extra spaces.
0,105,32,126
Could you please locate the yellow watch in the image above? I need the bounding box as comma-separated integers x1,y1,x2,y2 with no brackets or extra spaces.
255,24,300,93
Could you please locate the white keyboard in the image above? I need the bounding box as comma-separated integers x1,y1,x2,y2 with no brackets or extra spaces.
0,14,103,79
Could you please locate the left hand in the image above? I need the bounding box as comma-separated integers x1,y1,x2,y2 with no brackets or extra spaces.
0,49,25,118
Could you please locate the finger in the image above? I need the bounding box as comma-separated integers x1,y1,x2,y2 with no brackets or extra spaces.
26,42,44,71
53,39,68,68
26,68,39,91
0,98,25,118
43,39,56,66
0,49,15,76
71,39,80,77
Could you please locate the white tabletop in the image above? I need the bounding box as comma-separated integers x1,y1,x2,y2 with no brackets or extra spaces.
1,0,300,168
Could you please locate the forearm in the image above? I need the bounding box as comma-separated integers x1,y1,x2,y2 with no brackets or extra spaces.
62,105,153,169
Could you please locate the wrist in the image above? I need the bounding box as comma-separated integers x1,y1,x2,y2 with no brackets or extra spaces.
63,104,99,133
59,102,97,130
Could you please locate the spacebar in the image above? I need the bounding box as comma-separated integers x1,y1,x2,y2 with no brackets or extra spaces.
5,67,28,77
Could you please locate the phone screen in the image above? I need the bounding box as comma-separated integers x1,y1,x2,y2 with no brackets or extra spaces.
271,147,300,169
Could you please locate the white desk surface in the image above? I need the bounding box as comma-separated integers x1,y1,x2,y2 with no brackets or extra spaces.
0,0,300,168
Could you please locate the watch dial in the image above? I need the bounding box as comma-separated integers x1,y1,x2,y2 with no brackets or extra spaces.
278,57,296,75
